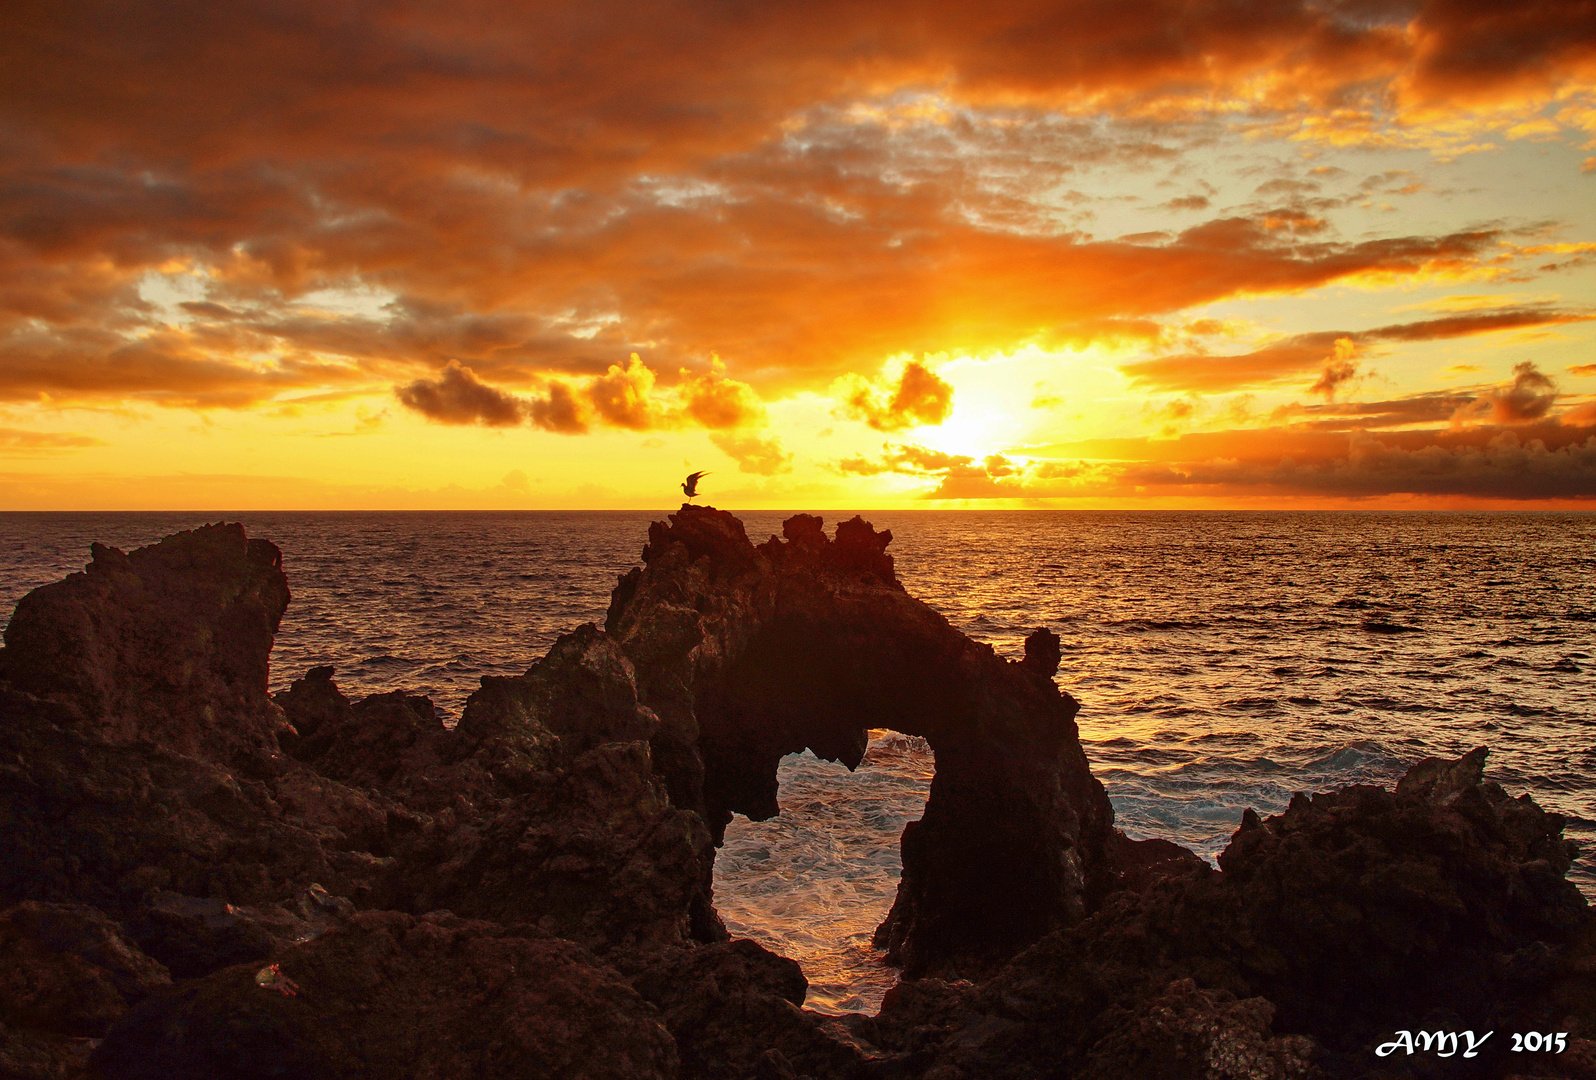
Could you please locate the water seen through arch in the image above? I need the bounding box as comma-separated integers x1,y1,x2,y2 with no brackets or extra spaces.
2,509,1591,1015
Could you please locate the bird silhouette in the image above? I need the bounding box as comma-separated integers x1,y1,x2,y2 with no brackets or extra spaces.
682,470,709,498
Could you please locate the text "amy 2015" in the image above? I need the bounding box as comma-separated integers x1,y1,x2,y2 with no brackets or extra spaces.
1376,1030,1568,1058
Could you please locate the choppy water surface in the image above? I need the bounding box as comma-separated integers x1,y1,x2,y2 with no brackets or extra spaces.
2,510,1593,1015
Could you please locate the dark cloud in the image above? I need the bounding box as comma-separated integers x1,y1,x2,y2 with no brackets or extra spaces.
855,424,1596,504
0,323,364,407
1033,414,1596,462
1359,170,1414,192
1022,415,1596,500
846,407,1596,501
1273,391,1473,430
834,361,954,431
527,381,588,434
1255,178,1321,197
9,0,1589,170
394,360,525,426
1400,0,1596,101
1112,430,1596,500
1122,331,1350,393
393,352,771,436
1309,339,1362,399
1451,361,1559,424
1122,308,1593,393
0,148,1535,409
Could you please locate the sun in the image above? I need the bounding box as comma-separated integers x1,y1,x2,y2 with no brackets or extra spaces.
911,347,1110,458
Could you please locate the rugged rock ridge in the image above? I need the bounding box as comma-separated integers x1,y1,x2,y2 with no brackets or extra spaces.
1,514,1594,1080
2,524,290,763
605,505,1117,974
0,524,715,1077
862,742,1593,1079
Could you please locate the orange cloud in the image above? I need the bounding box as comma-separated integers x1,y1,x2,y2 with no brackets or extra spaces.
393,352,771,439
833,361,954,432
1308,338,1362,399
835,442,975,476
2,0,1593,432
681,359,766,429
526,381,588,434
0,427,105,453
587,355,660,431
709,431,793,475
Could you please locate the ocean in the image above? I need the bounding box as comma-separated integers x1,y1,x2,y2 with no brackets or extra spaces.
2,510,1592,1015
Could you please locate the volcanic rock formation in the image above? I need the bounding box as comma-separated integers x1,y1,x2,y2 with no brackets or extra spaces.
604,506,1116,974
862,743,1596,1078
1,512,1593,1080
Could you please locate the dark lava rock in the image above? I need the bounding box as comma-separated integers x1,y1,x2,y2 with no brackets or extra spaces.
1076,978,1316,1080
1096,832,1209,900
1020,627,1062,677
0,902,171,1033
8,516,1595,1080
0,524,291,763
608,505,1115,976
0,683,354,922
0,523,408,990
93,910,678,1080
270,666,348,748
332,624,718,956
873,746,1592,1079
630,938,871,1080
0,902,170,1080
122,891,281,979
286,688,447,793
1213,747,1585,1044
0,528,406,983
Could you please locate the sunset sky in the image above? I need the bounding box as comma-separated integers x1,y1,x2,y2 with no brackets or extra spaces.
3,0,1595,508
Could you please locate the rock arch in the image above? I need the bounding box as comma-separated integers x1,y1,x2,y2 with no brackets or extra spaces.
604,506,1116,975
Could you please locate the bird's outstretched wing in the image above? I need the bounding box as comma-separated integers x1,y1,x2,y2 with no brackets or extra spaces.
683,470,709,496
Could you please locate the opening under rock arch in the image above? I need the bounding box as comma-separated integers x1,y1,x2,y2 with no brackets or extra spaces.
714,731,933,1015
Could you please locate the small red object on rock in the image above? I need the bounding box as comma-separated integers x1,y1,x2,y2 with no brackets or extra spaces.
254,963,301,997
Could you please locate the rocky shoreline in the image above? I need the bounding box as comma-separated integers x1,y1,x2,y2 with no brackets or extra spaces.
0,507,1591,1079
